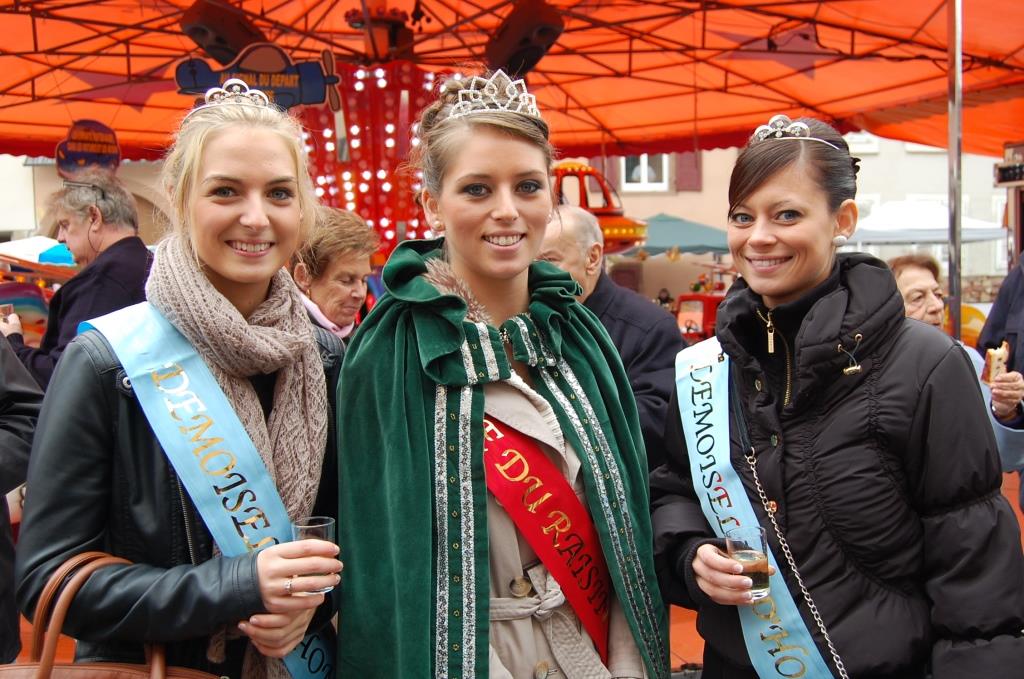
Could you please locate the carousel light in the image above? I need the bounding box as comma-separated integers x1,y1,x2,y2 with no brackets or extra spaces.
329,187,339,196
351,139,361,148
367,219,375,227
304,145,313,154
325,141,336,152
343,181,354,190
359,182,369,192
345,191,355,200
377,169,387,179
346,202,356,210
453,73,463,80
411,218,420,227
349,125,360,136
355,69,366,79
385,229,395,239
423,229,433,238
342,171,352,181
323,128,333,138
381,182,392,192
316,175,327,185
412,182,422,191
354,81,365,92
411,137,420,147
385,138,395,148
374,68,385,78
380,217,390,227
301,131,310,140
385,123,395,134
315,187,325,197
362,170,372,180
377,79,388,89
425,72,435,81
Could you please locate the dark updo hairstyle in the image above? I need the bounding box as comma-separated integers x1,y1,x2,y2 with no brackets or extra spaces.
728,117,860,218
410,70,554,200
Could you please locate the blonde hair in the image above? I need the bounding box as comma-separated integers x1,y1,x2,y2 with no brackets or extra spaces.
160,97,316,247
294,206,380,280
410,71,554,199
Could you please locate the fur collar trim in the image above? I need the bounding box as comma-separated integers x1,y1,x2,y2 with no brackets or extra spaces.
423,257,493,326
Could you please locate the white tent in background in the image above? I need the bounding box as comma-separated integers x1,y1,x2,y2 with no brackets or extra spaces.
853,200,1006,245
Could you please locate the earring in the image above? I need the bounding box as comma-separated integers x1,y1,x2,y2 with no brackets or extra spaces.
832,235,848,247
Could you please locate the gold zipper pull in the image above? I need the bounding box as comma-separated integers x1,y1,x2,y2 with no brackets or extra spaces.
765,314,776,354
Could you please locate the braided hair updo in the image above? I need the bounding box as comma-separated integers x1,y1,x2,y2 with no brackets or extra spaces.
410,70,554,201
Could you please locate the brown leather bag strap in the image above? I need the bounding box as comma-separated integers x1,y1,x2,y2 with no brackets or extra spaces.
32,554,169,679
30,551,112,660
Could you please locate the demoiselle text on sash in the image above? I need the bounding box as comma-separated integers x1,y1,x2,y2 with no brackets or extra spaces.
482,416,612,663
83,303,334,679
674,338,834,679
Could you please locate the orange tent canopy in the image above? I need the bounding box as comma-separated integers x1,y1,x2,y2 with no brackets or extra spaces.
2,0,1022,159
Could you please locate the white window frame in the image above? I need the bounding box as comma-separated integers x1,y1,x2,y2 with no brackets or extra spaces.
844,132,880,155
621,153,670,192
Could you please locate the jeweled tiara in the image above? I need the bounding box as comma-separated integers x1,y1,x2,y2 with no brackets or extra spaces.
753,114,840,151
183,78,275,121
446,70,542,121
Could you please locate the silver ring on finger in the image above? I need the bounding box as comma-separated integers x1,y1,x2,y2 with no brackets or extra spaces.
284,576,294,596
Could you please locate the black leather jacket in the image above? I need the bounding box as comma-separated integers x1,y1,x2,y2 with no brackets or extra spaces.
15,325,343,675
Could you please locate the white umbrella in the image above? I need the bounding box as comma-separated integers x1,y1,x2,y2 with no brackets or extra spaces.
853,200,1005,245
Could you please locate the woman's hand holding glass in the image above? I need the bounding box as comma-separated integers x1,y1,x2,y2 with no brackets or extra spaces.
692,542,775,606
254,538,342,610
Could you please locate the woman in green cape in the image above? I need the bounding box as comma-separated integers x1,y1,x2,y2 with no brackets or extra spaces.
336,70,669,678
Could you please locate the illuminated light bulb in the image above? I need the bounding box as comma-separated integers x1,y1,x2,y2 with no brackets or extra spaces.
325,141,336,152
316,176,327,185
411,218,420,227
423,229,433,238
301,131,310,140
412,182,422,191
323,128,332,138
346,202,356,210
355,69,366,79
377,79,387,89
385,229,395,239
304,145,313,154
367,220,375,227
381,182,392,192
315,187,325,197
354,81,365,92
345,191,355,200
362,170,372,180
426,72,435,80
411,137,420,147
326,175,335,184
376,169,387,179
385,123,395,134
344,182,354,190
385,138,395,148
359,183,369,192
453,73,463,80
380,218,390,227
374,68,385,78
351,139,361,148
349,125,359,136
329,187,339,196
342,171,352,181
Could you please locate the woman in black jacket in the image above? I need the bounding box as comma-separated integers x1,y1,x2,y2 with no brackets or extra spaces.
651,115,1024,678
15,79,343,677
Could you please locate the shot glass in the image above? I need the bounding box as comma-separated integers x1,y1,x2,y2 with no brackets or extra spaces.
725,526,770,601
291,516,337,594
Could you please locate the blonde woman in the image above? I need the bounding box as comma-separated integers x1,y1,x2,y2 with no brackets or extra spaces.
16,80,342,678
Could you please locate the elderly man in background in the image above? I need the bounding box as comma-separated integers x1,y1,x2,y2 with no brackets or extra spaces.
539,204,685,468
0,170,151,389
292,206,380,341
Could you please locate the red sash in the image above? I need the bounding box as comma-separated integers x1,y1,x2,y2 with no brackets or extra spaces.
482,416,613,663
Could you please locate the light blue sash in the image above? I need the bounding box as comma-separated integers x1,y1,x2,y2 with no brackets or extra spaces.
675,337,835,679
82,303,334,679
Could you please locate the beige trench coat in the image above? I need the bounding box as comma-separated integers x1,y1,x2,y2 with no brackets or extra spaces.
483,376,647,679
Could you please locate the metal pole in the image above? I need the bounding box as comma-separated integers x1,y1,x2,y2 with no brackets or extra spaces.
947,0,963,340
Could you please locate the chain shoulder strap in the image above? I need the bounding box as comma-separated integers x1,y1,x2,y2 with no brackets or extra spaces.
744,448,849,679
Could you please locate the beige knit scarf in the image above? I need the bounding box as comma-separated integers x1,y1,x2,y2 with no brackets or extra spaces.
146,234,328,679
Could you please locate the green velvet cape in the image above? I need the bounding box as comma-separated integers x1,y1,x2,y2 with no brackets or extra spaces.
337,239,668,678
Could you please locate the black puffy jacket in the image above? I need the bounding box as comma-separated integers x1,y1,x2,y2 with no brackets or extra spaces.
651,254,1024,678
15,325,343,675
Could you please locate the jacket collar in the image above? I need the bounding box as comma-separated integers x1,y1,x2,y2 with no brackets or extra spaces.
380,238,581,384
582,270,614,316
716,252,906,407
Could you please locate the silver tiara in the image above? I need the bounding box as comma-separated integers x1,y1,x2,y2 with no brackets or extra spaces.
446,70,542,121
184,78,274,120
753,114,840,151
